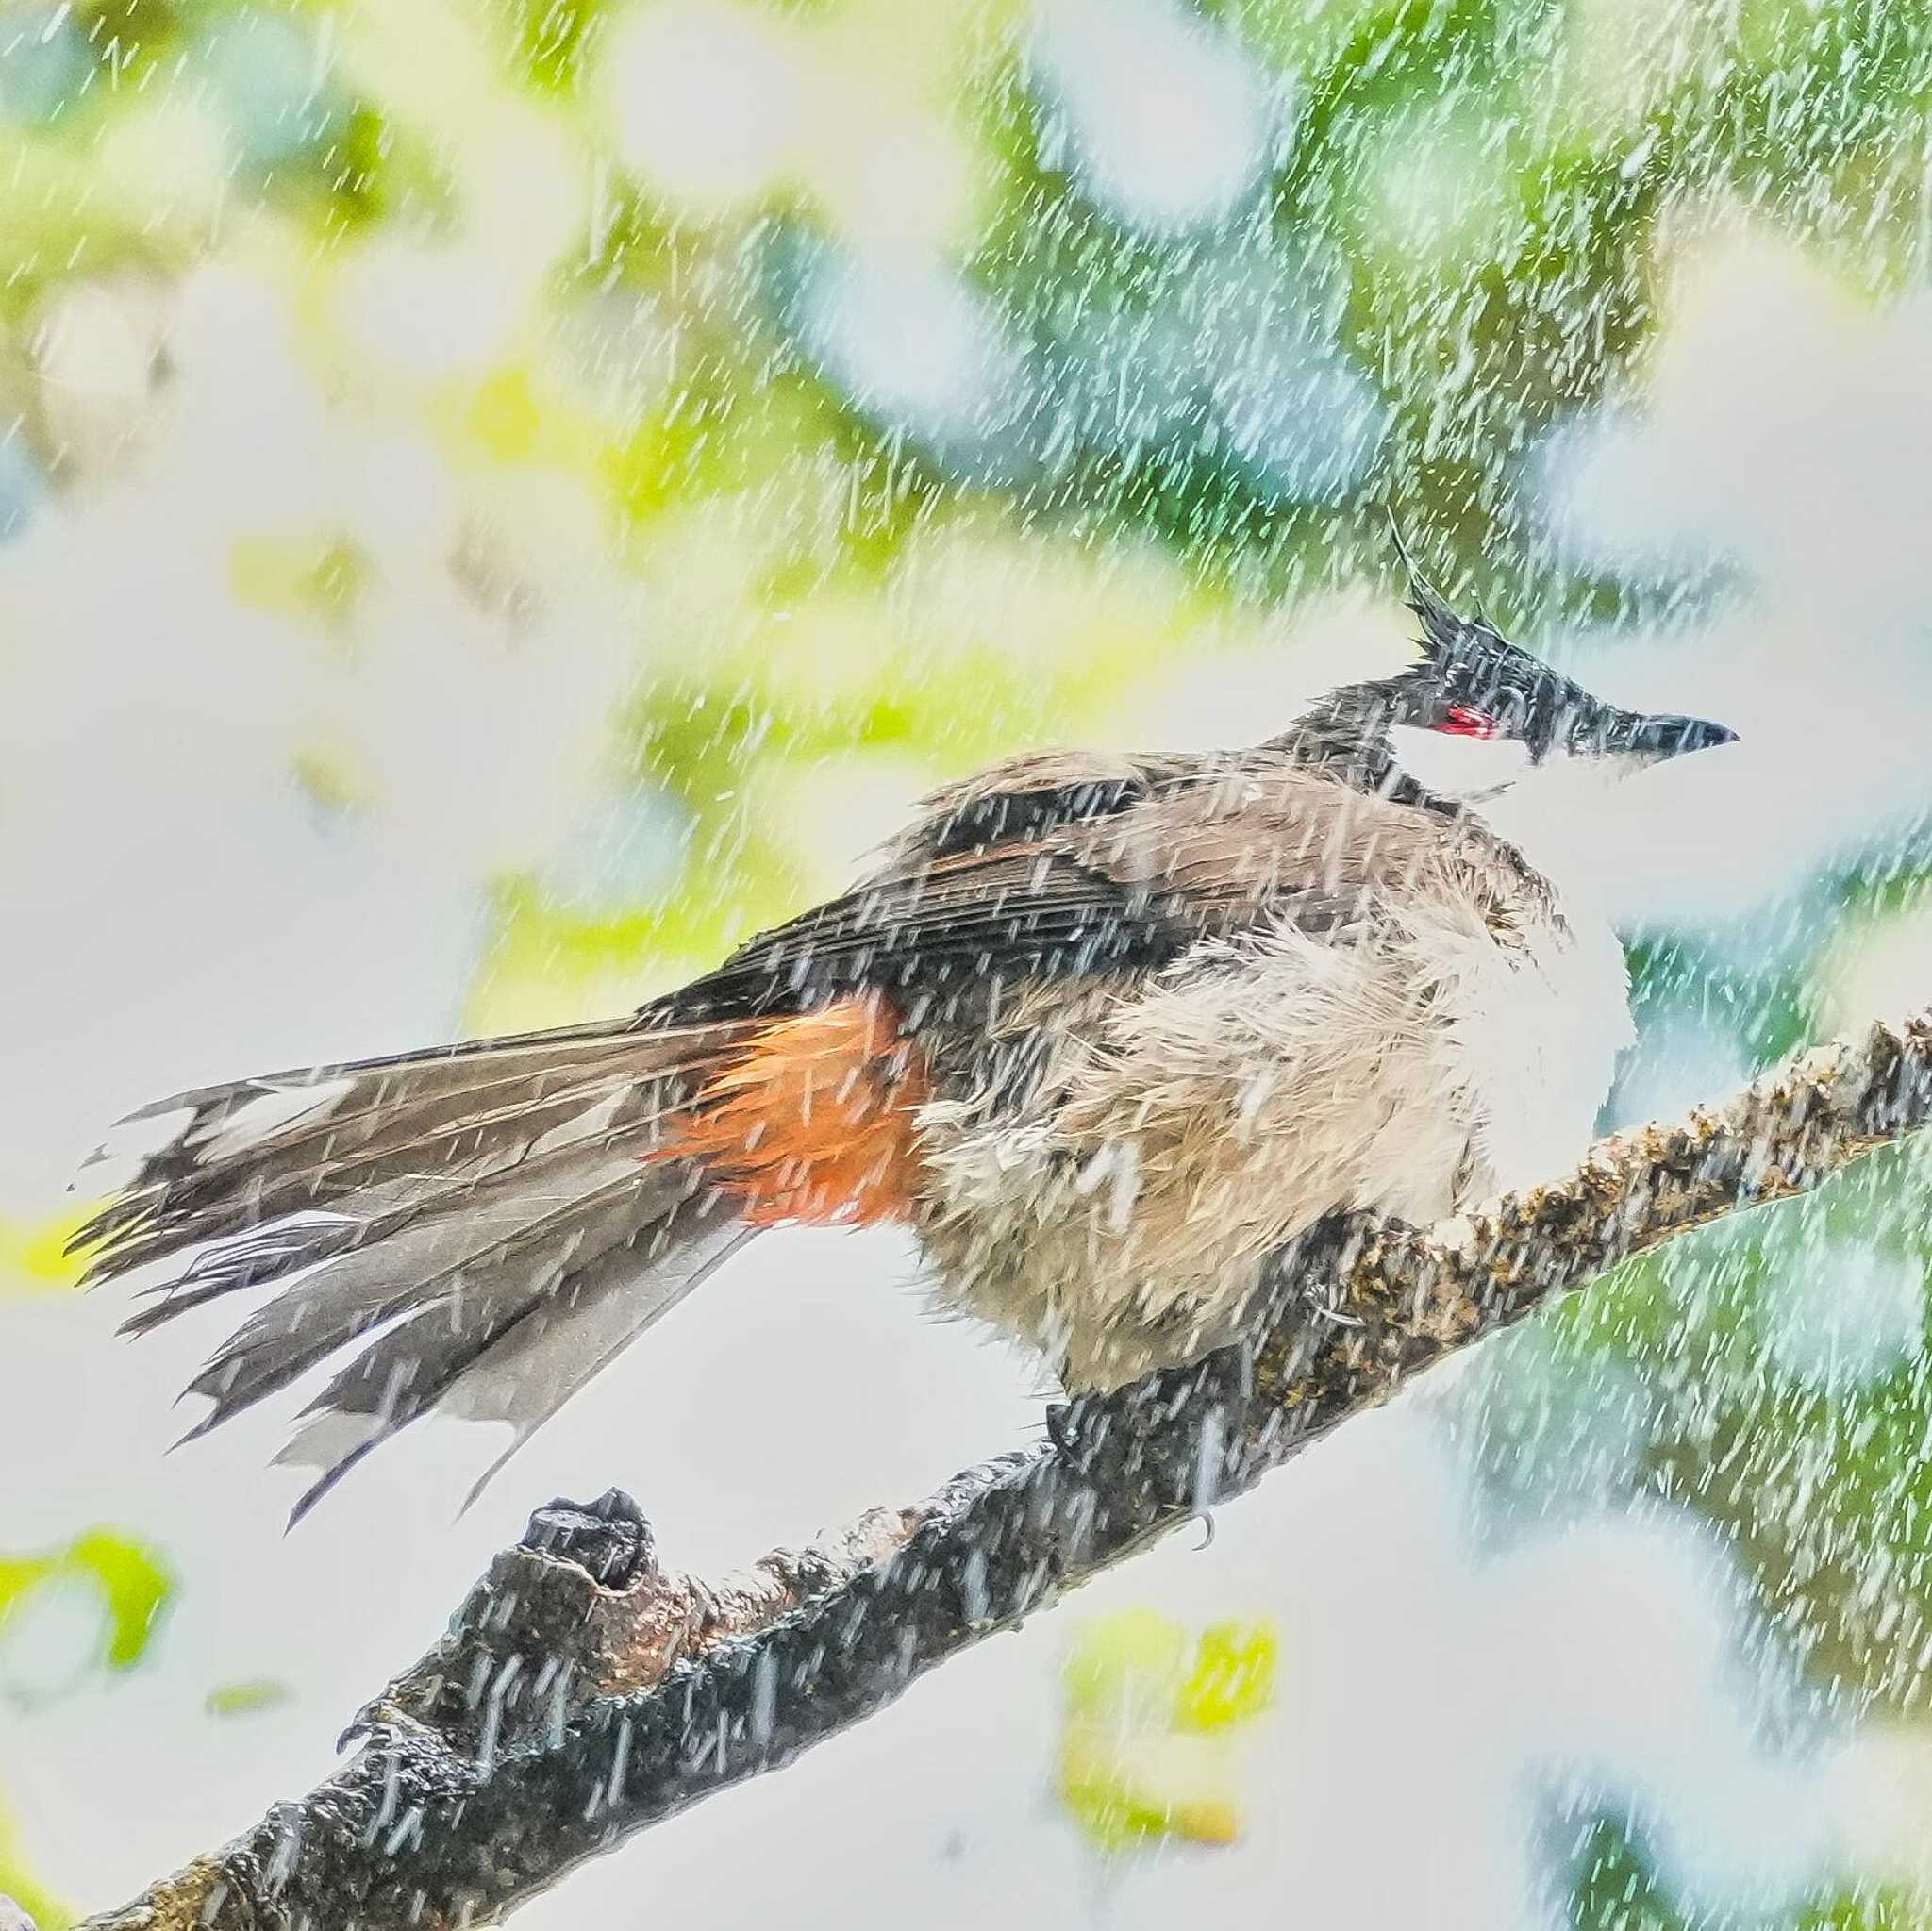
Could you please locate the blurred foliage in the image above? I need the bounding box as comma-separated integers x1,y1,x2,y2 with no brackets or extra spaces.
0,1797,70,1931
1550,1141,1932,1721
0,1533,169,1918
3,0,1923,1011
203,1676,294,1719
1057,1608,1279,1849
1571,1819,1928,1931
0,1204,104,1296
0,1530,173,1675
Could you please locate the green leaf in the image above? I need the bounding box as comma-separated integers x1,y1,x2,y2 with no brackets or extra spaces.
205,1677,294,1719
0,1530,173,1675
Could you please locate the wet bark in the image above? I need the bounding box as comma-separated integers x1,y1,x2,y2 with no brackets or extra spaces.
19,1015,1932,1931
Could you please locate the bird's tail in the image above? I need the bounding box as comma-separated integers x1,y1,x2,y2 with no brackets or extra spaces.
75,1014,775,1522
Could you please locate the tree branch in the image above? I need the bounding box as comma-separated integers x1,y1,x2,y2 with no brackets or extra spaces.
30,1014,1932,1931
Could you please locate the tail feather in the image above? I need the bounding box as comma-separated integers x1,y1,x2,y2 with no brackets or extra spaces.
80,1077,600,1264
118,1211,379,1338
83,1016,766,1519
277,1190,750,1523
448,1217,757,1508
84,1031,649,1233
169,1152,672,1438
93,1072,675,1295
106,1013,665,1130
75,1024,749,1281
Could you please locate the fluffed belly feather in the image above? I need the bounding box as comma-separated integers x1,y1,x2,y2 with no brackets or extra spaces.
911,900,1628,1390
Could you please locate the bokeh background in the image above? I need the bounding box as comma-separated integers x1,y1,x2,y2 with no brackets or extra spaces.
4,0,1932,1923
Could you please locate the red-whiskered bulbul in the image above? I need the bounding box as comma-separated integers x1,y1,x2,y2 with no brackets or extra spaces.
76,533,1736,1520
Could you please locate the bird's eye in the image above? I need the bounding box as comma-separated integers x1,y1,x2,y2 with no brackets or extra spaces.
1438,705,1501,739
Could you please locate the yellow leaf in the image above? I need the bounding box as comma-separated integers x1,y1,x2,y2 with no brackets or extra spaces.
444,363,614,480
1177,1619,1280,1734
1057,1724,1244,1851
465,364,545,462
1057,1608,1281,1852
228,532,370,630
0,1202,110,1293
1061,1607,1191,1723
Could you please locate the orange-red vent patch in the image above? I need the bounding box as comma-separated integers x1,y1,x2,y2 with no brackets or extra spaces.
662,995,929,1228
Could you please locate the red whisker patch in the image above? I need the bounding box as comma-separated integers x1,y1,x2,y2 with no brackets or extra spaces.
1438,705,1500,739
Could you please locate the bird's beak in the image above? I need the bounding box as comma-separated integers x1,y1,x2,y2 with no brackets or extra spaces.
1598,710,1739,762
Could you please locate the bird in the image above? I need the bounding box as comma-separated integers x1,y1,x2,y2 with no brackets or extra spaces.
74,531,1736,1522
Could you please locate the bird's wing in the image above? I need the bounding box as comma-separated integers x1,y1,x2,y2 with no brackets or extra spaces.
877,747,1172,862
647,754,1463,1028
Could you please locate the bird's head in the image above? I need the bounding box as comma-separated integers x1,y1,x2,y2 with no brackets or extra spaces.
1297,524,1737,811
